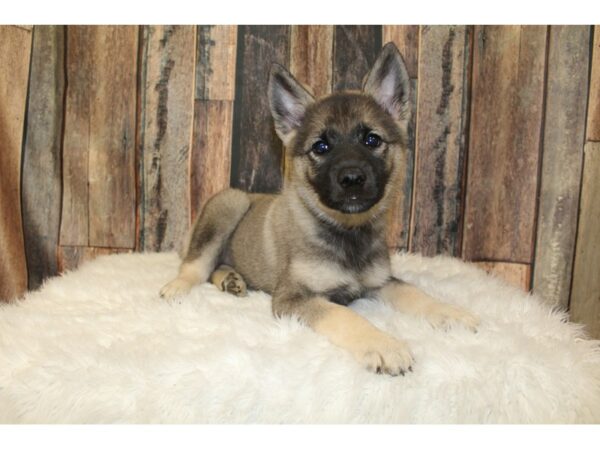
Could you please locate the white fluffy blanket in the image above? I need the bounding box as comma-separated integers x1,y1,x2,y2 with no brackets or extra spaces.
1,252,599,423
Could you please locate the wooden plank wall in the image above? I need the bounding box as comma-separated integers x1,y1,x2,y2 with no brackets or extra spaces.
2,25,599,339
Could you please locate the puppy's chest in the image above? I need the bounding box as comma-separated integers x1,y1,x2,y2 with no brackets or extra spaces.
289,256,391,304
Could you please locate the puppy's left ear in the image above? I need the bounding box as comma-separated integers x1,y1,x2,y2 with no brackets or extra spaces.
268,64,315,146
363,42,411,131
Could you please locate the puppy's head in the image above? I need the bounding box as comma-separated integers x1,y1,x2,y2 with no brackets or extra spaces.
268,42,411,226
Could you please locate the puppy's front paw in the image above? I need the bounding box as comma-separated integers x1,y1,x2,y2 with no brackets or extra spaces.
355,334,414,376
159,278,193,300
425,304,480,332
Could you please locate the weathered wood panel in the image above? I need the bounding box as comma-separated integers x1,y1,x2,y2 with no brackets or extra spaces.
533,26,590,308
88,26,138,248
570,143,600,339
0,26,32,301
586,26,600,142
60,26,92,246
138,26,196,252
290,25,334,98
58,246,132,273
333,25,382,91
463,26,547,263
22,26,65,290
474,262,531,292
383,26,418,252
196,25,237,101
191,26,237,221
191,101,233,222
383,25,419,79
410,25,472,257
231,26,289,193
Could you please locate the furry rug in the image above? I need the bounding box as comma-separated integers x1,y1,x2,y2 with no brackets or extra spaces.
1,252,599,424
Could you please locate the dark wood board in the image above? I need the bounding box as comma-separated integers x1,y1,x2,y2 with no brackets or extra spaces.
21,25,65,290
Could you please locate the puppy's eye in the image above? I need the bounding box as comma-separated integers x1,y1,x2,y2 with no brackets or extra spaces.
363,132,382,148
311,139,330,155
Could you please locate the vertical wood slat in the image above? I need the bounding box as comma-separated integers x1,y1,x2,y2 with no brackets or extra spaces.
586,26,600,142
0,26,32,301
290,25,334,98
382,25,418,252
570,143,600,339
231,25,289,193
191,26,237,222
410,25,472,257
533,26,591,308
191,102,234,222
383,25,420,79
60,26,92,246
21,26,65,290
333,25,382,91
88,26,138,248
196,25,237,101
60,26,138,249
473,262,532,292
463,26,547,263
138,26,196,252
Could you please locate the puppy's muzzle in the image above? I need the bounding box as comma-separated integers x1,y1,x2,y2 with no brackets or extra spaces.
338,167,366,189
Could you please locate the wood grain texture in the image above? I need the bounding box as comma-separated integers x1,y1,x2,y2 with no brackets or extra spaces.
463,26,547,263
138,26,196,252
383,25,420,78
333,25,382,91
231,25,289,193
196,25,237,101
60,26,92,246
586,26,600,142
473,261,531,292
21,25,65,290
0,26,32,301
191,100,233,222
410,25,472,257
58,246,132,273
290,25,334,98
569,143,600,339
533,26,590,308
88,26,138,248
382,27,418,251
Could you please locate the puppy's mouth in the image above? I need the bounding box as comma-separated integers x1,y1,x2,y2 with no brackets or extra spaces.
335,194,378,214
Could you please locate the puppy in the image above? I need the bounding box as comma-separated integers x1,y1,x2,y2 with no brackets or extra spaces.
160,42,479,375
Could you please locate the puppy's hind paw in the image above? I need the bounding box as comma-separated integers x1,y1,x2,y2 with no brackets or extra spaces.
159,278,193,300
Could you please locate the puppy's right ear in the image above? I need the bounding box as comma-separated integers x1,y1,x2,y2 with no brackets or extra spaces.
268,64,315,146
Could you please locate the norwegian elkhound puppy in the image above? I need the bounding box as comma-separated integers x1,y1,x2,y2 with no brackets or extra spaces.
160,42,479,375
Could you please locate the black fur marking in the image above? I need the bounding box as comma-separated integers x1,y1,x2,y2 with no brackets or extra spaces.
324,285,365,306
315,221,386,272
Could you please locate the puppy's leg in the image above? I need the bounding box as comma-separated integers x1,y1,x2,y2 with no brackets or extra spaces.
210,265,248,297
376,280,480,331
160,189,251,300
273,287,413,375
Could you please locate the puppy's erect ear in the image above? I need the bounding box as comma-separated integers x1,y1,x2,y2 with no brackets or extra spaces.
363,42,411,131
268,64,315,146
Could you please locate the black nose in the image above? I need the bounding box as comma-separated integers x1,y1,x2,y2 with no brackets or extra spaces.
338,167,366,188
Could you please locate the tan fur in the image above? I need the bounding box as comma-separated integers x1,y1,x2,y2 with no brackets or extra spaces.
376,281,480,331
210,265,247,297
310,297,413,375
